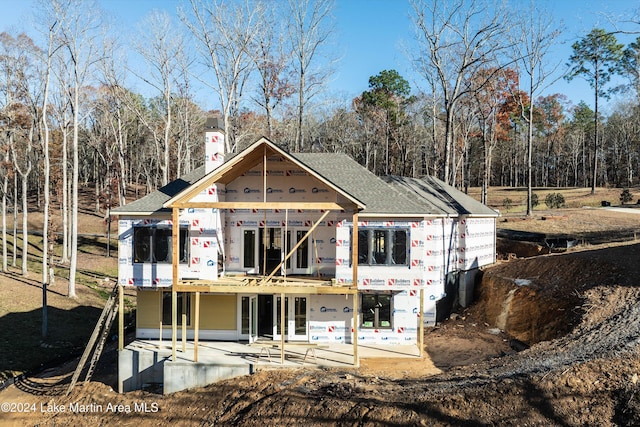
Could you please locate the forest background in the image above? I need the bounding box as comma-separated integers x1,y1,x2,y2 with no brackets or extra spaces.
1,0,640,297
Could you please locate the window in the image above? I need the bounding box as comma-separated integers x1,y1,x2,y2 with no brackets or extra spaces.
243,230,256,268
162,292,191,326
134,226,188,264
361,293,392,329
356,228,408,266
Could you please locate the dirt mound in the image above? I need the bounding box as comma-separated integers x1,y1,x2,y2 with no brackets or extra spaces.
477,243,639,344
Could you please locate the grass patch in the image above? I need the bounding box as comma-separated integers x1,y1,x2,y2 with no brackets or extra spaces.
0,216,122,381
468,187,636,212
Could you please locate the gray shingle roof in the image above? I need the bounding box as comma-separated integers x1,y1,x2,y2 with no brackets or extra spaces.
292,153,428,215
111,146,497,218
384,175,499,217
111,166,206,215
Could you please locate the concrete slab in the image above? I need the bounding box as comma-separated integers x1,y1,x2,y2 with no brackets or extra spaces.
118,340,420,393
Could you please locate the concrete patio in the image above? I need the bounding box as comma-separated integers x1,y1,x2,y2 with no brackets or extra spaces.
118,339,420,394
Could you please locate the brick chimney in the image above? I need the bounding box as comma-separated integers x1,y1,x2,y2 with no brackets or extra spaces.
204,116,225,174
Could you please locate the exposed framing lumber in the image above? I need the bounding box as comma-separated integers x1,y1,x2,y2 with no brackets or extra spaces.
352,210,359,366
194,292,200,362
174,283,357,295
419,289,424,358
170,201,346,210
171,207,179,361
162,139,366,211
118,284,124,351
353,291,358,366
260,210,331,284
182,314,187,352
280,292,285,364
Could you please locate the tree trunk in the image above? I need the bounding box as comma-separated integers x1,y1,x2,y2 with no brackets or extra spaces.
61,125,69,263
69,89,79,298
12,172,17,267
1,159,6,273
20,172,28,276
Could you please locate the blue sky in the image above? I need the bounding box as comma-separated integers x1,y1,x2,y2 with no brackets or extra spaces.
0,0,639,113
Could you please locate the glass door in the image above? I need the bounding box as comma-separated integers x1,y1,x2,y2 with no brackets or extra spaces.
240,295,258,343
274,295,308,341
259,227,283,276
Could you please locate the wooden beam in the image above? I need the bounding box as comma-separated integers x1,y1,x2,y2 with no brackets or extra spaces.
419,289,424,358
261,210,331,284
280,293,285,365
263,144,267,203
158,291,162,348
117,284,124,394
194,292,200,362
171,201,347,210
174,284,356,295
169,153,244,204
283,209,288,280
353,291,358,367
182,313,187,352
352,210,359,367
352,211,358,286
118,284,124,351
171,208,179,361
171,290,177,361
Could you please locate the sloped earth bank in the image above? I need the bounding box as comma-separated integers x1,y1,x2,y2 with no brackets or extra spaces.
4,242,640,426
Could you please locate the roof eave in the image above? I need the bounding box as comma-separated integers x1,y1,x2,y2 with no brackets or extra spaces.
110,209,172,217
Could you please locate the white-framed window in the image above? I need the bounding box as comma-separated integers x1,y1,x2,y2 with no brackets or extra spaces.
243,229,257,269
356,228,408,266
133,226,188,264
361,292,393,329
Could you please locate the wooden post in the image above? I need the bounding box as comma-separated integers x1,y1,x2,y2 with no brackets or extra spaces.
262,147,267,276
284,209,288,279
182,313,187,353
172,290,177,361
194,291,200,362
118,287,123,394
158,291,162,348
118,284,124,351
419,289,424,358
352,211,358,285
280,292,285,365
172,208,179,361
352,211,359,367
353,291,358,366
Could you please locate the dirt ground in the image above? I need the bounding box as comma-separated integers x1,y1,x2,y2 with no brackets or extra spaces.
2,207,640,426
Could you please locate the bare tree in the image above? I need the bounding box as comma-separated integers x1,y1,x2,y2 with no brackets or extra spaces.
0,33,41,276
50,64,72,263
0,32,21,272
411,0,510,185
181,0,263,153
286,0,335,153
97,42,130,206
130,10,185,186
51,0,104,297
11,126,34,277
509,1,562,215
250,6,293,139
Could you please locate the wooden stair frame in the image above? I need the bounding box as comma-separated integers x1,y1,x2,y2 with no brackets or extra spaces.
66,284,119,396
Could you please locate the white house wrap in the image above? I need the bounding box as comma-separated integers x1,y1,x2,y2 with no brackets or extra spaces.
113,125,498,356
